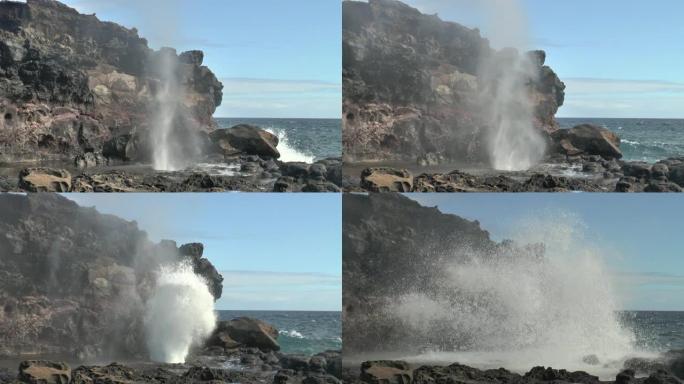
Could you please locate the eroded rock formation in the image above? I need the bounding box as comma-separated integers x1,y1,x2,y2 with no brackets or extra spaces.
0,193,223,360
342,0,565,164
0,0,223,163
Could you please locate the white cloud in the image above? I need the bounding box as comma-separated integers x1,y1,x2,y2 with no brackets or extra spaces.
222,78,340,95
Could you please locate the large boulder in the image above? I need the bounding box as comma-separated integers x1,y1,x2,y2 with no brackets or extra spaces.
206,317,280,352
210,125,280,158
360,168,413,192
360,361,412,384
18,361,71,384
552,124,623,159
18,167,71,192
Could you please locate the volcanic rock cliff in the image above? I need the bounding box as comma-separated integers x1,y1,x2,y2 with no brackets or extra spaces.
343,194,545,352
0,193,223,359
0,0,223,163
342,0,565,163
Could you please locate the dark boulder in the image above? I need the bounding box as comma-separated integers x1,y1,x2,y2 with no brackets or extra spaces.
206,317,280,352
210,124,280,158
552,124,622,159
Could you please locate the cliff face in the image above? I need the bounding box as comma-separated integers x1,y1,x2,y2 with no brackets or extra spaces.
0,194,223,359
0,0,223,162
343,194,496,352
342,0,565,163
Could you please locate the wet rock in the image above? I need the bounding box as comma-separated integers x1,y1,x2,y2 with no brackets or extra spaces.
623,162,652,179
281,355,311,372
652,163,670,178
412,363,519,384
18,167,71,192
616,369,636,384
102,134,140,161
644,181,682,193
209,317,280,352
669,164,684,186
644,370,683,384
523,366,599,384
210,125,280,158
552,124,622,159
360,361,412,384
74,152,104,169
360,168,413,192
18,360,70,384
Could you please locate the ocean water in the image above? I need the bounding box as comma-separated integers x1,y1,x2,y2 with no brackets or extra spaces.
218,311,341,356
621,311,684,351
216,118,341,163
558,118,684,164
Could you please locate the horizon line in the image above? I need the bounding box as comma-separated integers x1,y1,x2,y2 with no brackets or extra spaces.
214,116,341,120
557,116,684,120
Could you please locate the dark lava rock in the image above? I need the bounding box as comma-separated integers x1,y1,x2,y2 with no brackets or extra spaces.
206,317,280,352
210,124,280,159
551,124,623,159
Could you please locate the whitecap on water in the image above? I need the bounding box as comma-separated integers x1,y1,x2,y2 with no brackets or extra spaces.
265,128,315,164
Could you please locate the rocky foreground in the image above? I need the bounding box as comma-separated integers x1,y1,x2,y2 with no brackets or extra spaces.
345,125,684,192
0,317,342,384
0,194,342,383
342,355,684,384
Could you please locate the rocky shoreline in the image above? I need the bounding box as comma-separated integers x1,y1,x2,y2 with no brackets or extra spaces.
344,125,684,192
342,355,684,384
0,318,342,384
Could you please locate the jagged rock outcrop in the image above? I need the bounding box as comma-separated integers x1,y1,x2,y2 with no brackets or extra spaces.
0,193,223,359
0,0,223,163
342,0,565,163
206,318,281,352
345,360,684,384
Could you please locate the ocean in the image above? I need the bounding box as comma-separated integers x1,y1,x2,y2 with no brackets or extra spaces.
621,311,684,351
218,311,342,356
558,118,684,164
216,118,341,163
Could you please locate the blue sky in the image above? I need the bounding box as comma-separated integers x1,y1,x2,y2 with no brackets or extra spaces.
64,194,342,311
408,193,684,311
403,0,684,118
61,0,341,118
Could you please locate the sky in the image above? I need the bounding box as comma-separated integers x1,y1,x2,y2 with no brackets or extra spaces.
401,0,684,118
60,0,342,119
64,194,342,311
408,193,684,311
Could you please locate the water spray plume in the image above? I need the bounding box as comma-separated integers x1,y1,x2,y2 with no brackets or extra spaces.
477,0,547,171
144,261,216,363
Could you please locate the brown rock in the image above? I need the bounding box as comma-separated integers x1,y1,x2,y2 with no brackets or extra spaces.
18,168,71,192
210,125,280,158
360,361,412,384
18,361,70,384
360,168,413,192
552,124,622,159
208,317,280,351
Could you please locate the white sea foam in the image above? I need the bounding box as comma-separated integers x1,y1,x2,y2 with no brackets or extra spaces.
144,261,217,363
280,330,305,339
266,128,315,164
389,214,651,380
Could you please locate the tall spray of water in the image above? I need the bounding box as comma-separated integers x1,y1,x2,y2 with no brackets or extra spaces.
151,51,184,171
391,214,638,377
144,261,216,363
477,0,546,171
